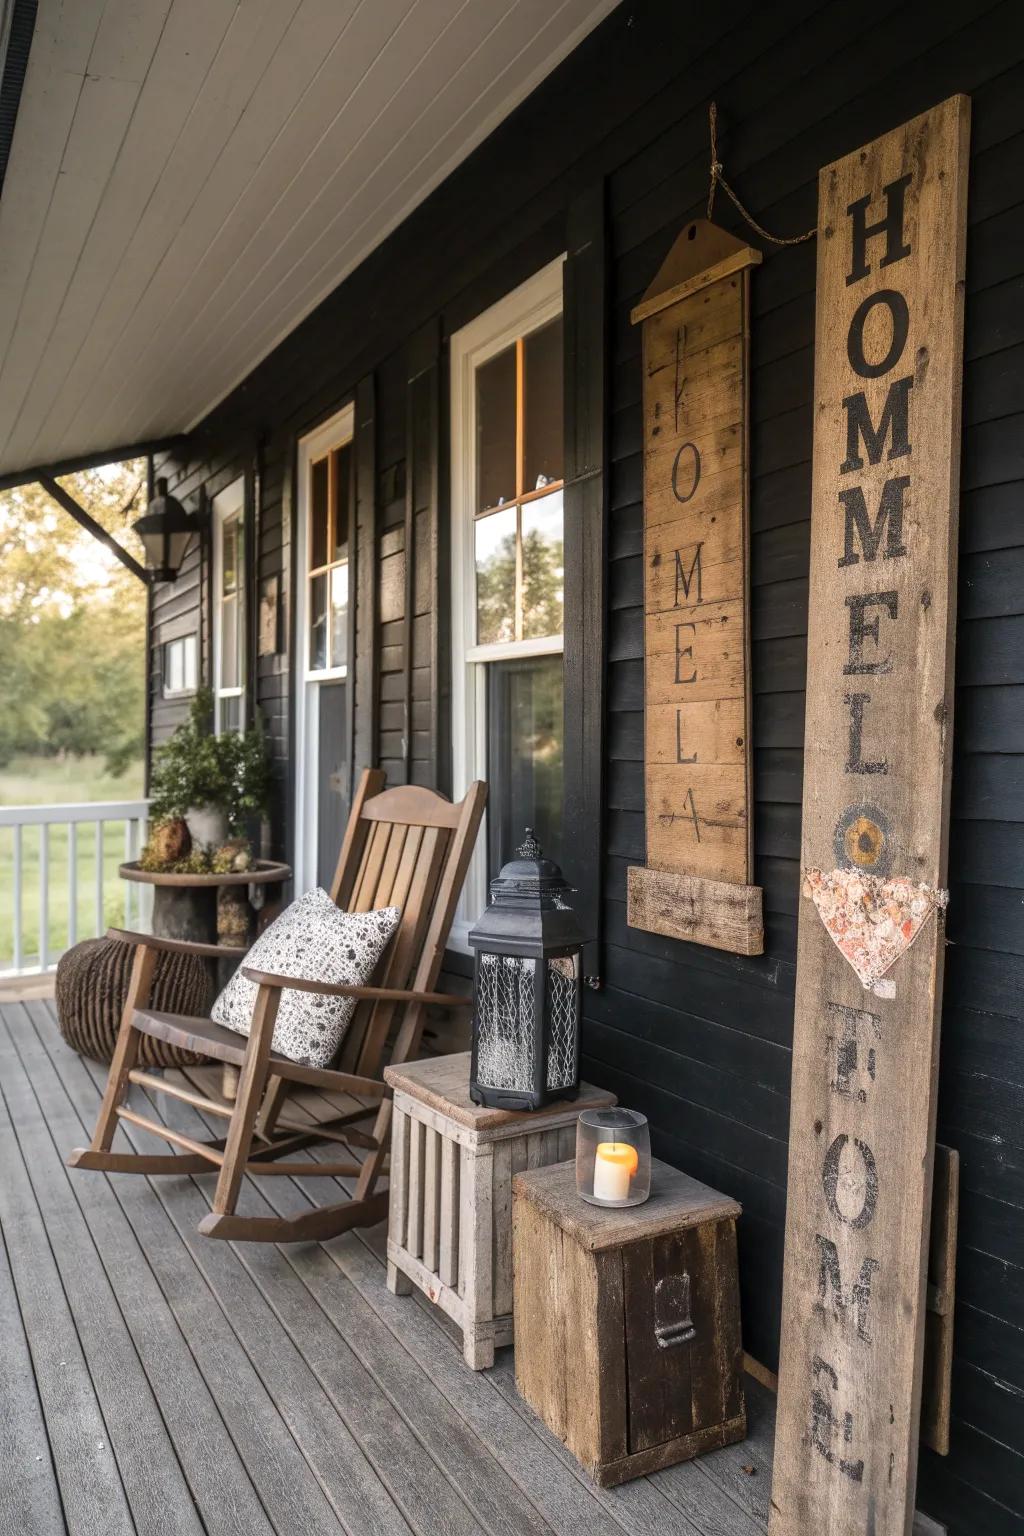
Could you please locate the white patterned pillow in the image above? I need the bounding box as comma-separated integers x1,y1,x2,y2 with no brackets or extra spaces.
212,888,400,1069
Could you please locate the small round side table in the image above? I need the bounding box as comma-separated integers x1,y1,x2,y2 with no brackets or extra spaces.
118,859,292,950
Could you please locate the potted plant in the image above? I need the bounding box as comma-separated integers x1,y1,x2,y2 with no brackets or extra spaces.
145,690,271,869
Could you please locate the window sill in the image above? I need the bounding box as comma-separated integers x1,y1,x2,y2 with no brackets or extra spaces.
465,636,563,664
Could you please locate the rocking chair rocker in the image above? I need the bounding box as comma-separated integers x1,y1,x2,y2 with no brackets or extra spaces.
68,770,486,1242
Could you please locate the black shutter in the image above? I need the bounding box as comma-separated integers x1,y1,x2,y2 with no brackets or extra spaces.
562,183,608,985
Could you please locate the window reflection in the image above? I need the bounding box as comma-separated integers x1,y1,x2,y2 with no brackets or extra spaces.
330,564,348,669
486,655,564,879
476,344,517,511
475,506,517,645
521,490,563,641
524,318,563,491
309,573,327,671
311,458,329,569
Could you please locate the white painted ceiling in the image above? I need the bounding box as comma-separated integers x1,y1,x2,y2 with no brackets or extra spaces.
0,0,616,482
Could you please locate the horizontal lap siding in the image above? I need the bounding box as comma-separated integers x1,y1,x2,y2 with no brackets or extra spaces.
143,4,1023,1527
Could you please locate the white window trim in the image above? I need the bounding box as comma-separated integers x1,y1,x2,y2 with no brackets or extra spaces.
450,255,565,952
294,402,354,894
212,477,245,733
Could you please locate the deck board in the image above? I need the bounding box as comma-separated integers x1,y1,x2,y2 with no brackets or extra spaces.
1,996,782,1536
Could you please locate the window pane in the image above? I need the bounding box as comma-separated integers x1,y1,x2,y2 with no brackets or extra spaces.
475,506,517,645
333,442,352,563
221,593,238,689
220,694,242,733
524,317,563,491
521,489,564,641
486,654,563,880
476,343,516,511
311,457,329,569
309,573,328,671
182,635,197,691
222,520,238,594
330,563,348,669
166,641,182,693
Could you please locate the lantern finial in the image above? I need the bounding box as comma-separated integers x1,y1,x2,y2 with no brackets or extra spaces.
516,827,542,860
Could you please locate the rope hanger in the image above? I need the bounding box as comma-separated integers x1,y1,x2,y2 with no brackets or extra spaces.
706,102,817,246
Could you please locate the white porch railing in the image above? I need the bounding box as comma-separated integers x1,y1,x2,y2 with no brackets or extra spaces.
0,800,150,976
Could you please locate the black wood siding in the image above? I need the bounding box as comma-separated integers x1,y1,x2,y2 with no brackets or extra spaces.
144,4,1024,1527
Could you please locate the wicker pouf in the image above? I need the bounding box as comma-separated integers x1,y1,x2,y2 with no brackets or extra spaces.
55,936,210,1068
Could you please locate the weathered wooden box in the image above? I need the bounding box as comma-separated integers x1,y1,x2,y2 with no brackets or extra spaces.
513,1158,745,1485
383,1052,615,1368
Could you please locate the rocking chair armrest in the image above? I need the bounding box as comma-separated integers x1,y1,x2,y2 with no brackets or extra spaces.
241,967,473,1010
107,927,249,961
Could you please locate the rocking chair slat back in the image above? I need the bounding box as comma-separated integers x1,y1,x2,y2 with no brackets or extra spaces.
329,775,486,1079
329,767,385,909
353,825,449,1075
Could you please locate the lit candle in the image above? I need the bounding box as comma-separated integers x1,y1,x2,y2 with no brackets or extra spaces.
592,1141,639,1202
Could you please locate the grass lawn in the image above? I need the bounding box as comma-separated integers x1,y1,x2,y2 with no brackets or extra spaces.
0,753,144,807
0,754,147,971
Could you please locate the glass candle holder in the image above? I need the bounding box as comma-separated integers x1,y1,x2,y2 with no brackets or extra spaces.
576,1108,651,1207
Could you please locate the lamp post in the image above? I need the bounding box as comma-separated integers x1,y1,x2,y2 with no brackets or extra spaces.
468,830,584,1111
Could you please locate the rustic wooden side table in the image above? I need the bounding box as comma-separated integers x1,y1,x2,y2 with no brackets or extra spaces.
513,1157,745,1485
383,1052,615,1369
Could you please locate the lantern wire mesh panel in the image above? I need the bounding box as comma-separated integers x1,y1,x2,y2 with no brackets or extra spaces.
475,953,538,1092
546,956,579,1091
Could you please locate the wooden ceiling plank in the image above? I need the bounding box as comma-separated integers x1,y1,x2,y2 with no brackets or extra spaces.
127,0,483,432
0,0,108,366
0,70,146,458
0,0,174,460
78,0,407,452
171,0,619,432
9,0,239,469
42,0,302,466
128,0,617,443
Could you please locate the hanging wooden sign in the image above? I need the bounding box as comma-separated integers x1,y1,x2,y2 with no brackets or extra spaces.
627,220,764,955
770,95,969,1536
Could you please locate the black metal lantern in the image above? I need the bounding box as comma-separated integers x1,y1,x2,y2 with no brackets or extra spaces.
468,830,585,1111
132,477,201,582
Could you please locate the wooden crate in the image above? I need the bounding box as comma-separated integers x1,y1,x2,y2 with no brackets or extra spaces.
383,1052,615,1368
513,1157,746,1485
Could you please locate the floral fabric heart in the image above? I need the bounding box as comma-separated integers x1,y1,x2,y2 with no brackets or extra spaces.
803,867,949,988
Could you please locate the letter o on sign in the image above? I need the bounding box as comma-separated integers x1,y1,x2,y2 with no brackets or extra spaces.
847,289,910,379
822,1133,879,1229
671,442,701,503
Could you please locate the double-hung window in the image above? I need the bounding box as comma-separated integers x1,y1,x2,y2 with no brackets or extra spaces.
163,633,197,697
451,257,565,948
306,438,352,678
212,478,245,732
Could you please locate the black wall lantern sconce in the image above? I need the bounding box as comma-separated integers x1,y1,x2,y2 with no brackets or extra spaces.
468,830,585,1112
133,477,205,583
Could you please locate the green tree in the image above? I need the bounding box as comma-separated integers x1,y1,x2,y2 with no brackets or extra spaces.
0,462,147,773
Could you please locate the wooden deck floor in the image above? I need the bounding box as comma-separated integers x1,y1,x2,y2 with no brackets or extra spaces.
0,995,780,1536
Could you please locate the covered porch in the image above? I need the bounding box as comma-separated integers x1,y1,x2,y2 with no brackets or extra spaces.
1,992,778,1536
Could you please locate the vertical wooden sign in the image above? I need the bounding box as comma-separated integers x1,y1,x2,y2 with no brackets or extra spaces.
627,220,764,955
770,96,969,1536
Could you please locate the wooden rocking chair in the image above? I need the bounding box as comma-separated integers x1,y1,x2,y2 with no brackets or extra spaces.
68,770,486,1242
